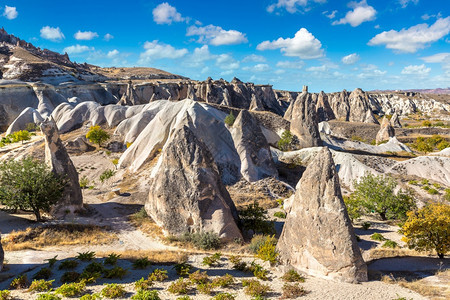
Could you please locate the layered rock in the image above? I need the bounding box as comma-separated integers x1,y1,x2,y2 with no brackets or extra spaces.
277,147,368,283
289,93,322,148
0,234,3,272
390,112,402,128
118,81,139,106
40,117,83,215
146,124,242,241
230,110,278,182
316,91,335,122
376,116,395,144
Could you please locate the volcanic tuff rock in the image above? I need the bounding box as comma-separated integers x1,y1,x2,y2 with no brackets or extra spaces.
316,91,335,122
277,147,368,283
390,112,402,128
0,234,3,272
230,110,278,182
40,117,83,216
376,116,395,144
288,92,322,148
118,81,139,106
6,107,44,135
145,123,242,241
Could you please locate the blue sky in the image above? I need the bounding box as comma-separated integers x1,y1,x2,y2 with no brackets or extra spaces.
1,0,449,92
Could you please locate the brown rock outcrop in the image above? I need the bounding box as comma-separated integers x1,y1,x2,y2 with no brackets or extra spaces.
0,234,4,272
277,147,368,283
289,92,322,148
376,116,395,144
390,112,402,128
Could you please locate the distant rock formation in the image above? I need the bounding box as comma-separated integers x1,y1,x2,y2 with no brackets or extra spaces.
316,91,335,122
0,234,4,272
363,109,379,124
231,110,278,182
390,112,402,128
146,124,242,241
288,92,322,148
277,147,368,283
40,117,83,216
118,81,139,106
376,116,395,144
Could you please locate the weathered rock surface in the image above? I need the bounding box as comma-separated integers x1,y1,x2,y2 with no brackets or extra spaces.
376,116,395,144
40,118,83,215
316,91,335,122
146,124,242,241
6,107,44,135
277,147,367,282
65,136,96,153
289,93,322,148
0,234,4,272
390,112,402,128
230,110,278,182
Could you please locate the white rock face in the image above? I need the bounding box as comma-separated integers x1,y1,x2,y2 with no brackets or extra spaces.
6,107,44,135
322,136,411,154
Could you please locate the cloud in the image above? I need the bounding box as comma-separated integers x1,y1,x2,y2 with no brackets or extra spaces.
104,33,114,41
107,50,119,58
276,60,305,69
357,64,386,78
187,25,248,46
242,54,267,63
401,64,431,75
185,45,217,67
74,31,99,40
323,10,337,19
421,52,450,63
332,1,376,27
243,64,270,72
421,12,442,21
341,53,360,64
153,2,184,25
257,28,324,59
63,45,94,54
40,26,65,42
267,0,327,14
398,0,419,8
368,17,450,53
3,5,18,20
139,40,188,64
216,54,239,70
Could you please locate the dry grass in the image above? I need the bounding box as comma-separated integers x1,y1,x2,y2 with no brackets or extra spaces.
97,250,188,265
364,248,428,261
129,208,164,239
3,224,117,251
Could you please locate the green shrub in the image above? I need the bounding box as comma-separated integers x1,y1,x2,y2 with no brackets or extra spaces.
281,283,308,298
229,255,247,271
190,232,220,250
408,180,418,185
188,270,209,284
371,233,386,241
131,290,161,300
202,252,221,267
59,260,78,270
282,269,305,282
382,240,399,249
76,251,96,261
80,293,102,300
80,270,102,284
249,261,269,280
278,130,294,151
212,292,235,300
256,235,279,265
273,211,286,219
445,189,450,201
84,262,104,273
197,282,213,295
33,268,52,280
36,293,61,300
28,279,54,292
55,281,86,297
176,297,191,300
224,112,236,126
101,284,126,298
60,271,80,283
433,183,441,189
148,269,168,282
362,222,371,230
103,266,128,279
134,277,153,291
86,125,110,147
133,257,152,269
242,279,271,297
0,290,11,300
79,176,90,189
26,122,40,132
45,255,58,268
9,275,28,289
212,274,235,288
10,130,31,144
173,262,193,277
167,278,190,295
249,235,276,254
104,253,121,265
100,169,116,183
427,188,439,195
239,202,275,235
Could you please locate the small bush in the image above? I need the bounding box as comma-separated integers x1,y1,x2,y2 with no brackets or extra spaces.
100,169,116,183
382,240,399,249
133,257,152,269
131,290,160,300
33,268,52,280
28,279,54,292
80,294,102,300
9,275,28,289
249,235,277,254
173,262,193,277
103,266,128,279
77,251,96,261
278,130,294,151
148,269,168,282
189,270,209,284
432,183,441,189
0,290,11,300
190,232,220,250
55,281,86,297
60,271,80,283
86,125,110,147
80,270,102,284
371,233,386,241
256,235,279,265
224,112,236,126
168,278,191,295
197,282,213,295
273,211,286,219
202,252,221,267
45,255,58,268
242,279,271,297
36,293,61,300
239,202,275,235
212,292,235,300
59,259,78,270
104,253,121,265
281,283,308,298
282,269,305,282
134,277,153,291
408,180,418,186
249,261,269,280
176,297,191,300
101,284,126,298
427,188,439,195
229,255,247,271
84,262,105,274
212,274,235,288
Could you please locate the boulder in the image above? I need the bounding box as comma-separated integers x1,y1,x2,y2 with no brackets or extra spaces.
145,124,242,241
65,136,96,153
363,109,379,124
376,116,395,144
277,147,368,283
289,93,322,148
40,117,83,216
316,91,335,122
0,234,4,272
230,110,278,182
6,107,44,135
348,88,372,123
390,112,402,128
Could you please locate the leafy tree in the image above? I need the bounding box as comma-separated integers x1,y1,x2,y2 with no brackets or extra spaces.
277,130,294,151
402,203,449,259
0,157,66,221
349,173,416,220
224,112,236,126
86,126,110,147
11,130,31,144
239,202,275,235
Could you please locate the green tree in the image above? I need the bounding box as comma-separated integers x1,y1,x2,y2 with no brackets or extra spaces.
402,203,449,259
239,202,275,235
86,126,110,147
11,130,31,144
349,173,416,220
0,157,66,221
277,130,294,151
224,112,236,126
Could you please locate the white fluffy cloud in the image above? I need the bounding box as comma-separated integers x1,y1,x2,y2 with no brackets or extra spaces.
333,1,376,27
257,28,324,59
40,26,65,42
107,50,119,58
267,0,326,14
276,60,305,69
187,25,248,46
216,54,240,70
63,45,93,54
139,40,188,64
401,64,431,75
3,5,18,20
74,31,99,40
184,45,217,67
421,52,450,64
104,33,114,41
242,54,267,63
399,0,419,8
243,64,270,72
153,2,184,25
368,17,450,53
341,53,360,64
324,10,337,19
